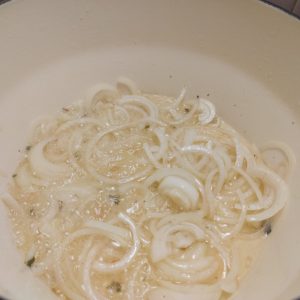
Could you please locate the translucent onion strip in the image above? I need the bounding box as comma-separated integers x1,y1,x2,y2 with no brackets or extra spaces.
198,98,216,125
85,220,130,246
28,140,69,179
181,145,227,193
260,141,296,180
246,165,288,222
151,222,205,262
116,77,140,95
83,245,107,300
85,83,119,113
93,213,140,273
118,95,159,119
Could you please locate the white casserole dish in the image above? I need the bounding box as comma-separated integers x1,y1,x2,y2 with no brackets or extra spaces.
0,0,299,299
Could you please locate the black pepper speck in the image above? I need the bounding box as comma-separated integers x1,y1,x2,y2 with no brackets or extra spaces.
263,222,272,236
25,256,35,268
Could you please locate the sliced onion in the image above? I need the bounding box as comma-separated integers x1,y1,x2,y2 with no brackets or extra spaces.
165,255,215,272
143,143,162,169
233,167,263,204
144,168,206,213
85,220,130,246
155,211,204,229
260,141,296,180
15,165,48,189
107,105,130,125
158,259,219,283
173,88,186,108
221,191,247,239
84,123,153,184
198,98,216,125
221,245,240,293
85,83,119,111
116,77,140,95
181,145,226,193
118,95,158,119
93,213,140,273
152,127,168,159
246,165,288,222
28,140,69,179
168,100,198,125
151,222,205,262
83,245,107,300
158,175,199,210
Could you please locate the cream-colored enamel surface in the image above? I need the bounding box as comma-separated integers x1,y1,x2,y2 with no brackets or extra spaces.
0,0,299,300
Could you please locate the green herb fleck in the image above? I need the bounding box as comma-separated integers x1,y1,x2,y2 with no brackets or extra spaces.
109,194,120,205
12,173,17,178
25,256,35,268
152,181,159,189
29,208,36,217
107,281,122,293
58,200,64,210
25,145,32,151
74,151,81,160
184,107,190,113
144,124,150,129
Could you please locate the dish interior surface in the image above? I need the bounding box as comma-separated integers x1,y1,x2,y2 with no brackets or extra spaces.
0,47,299,300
